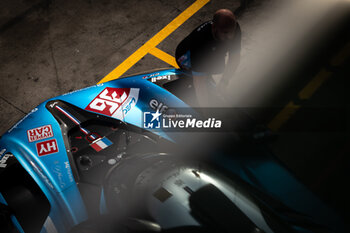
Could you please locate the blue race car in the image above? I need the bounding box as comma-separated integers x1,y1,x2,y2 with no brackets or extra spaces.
0,69,346,233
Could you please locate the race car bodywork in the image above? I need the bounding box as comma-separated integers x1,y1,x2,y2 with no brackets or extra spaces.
0,69,346,233
0,69,193,233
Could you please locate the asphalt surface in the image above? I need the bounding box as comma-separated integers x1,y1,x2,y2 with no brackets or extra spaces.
1,0,349,227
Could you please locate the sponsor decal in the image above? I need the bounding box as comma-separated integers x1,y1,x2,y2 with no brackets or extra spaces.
123,97,136,115
90,137,113,152
0,148,6,156
143,111,222,129
85,87,139,119
51,160,74,189
143,73,160,79
53,162,66,189
150,75,171,83
64,161,74,183
27,125,54,142
36,139,59,157
149,99,168,114
0,149,13,168
49,101,59,108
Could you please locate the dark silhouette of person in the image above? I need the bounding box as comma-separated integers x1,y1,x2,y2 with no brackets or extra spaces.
175,9,241,106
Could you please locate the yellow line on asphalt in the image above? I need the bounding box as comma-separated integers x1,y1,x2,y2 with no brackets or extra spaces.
149,47,180,68
298,69,332,100
268,101,301,132
331,41,350,66
268,40,350,131
97,0,210,84
269,69,331,131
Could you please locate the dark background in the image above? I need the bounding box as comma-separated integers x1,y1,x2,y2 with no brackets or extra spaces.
1,0,349,228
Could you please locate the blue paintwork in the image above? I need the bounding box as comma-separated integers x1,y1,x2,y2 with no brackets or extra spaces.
0,193,25,233
214,148,346,232
0,69,346,232
0,69,190,232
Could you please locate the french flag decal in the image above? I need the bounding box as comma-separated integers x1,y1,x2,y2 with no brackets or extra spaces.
90,137,113,152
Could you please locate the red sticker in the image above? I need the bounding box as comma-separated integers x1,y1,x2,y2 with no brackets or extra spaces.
85,88,130,116
36,139,59,157
85,88,139,119
27,125,54,142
